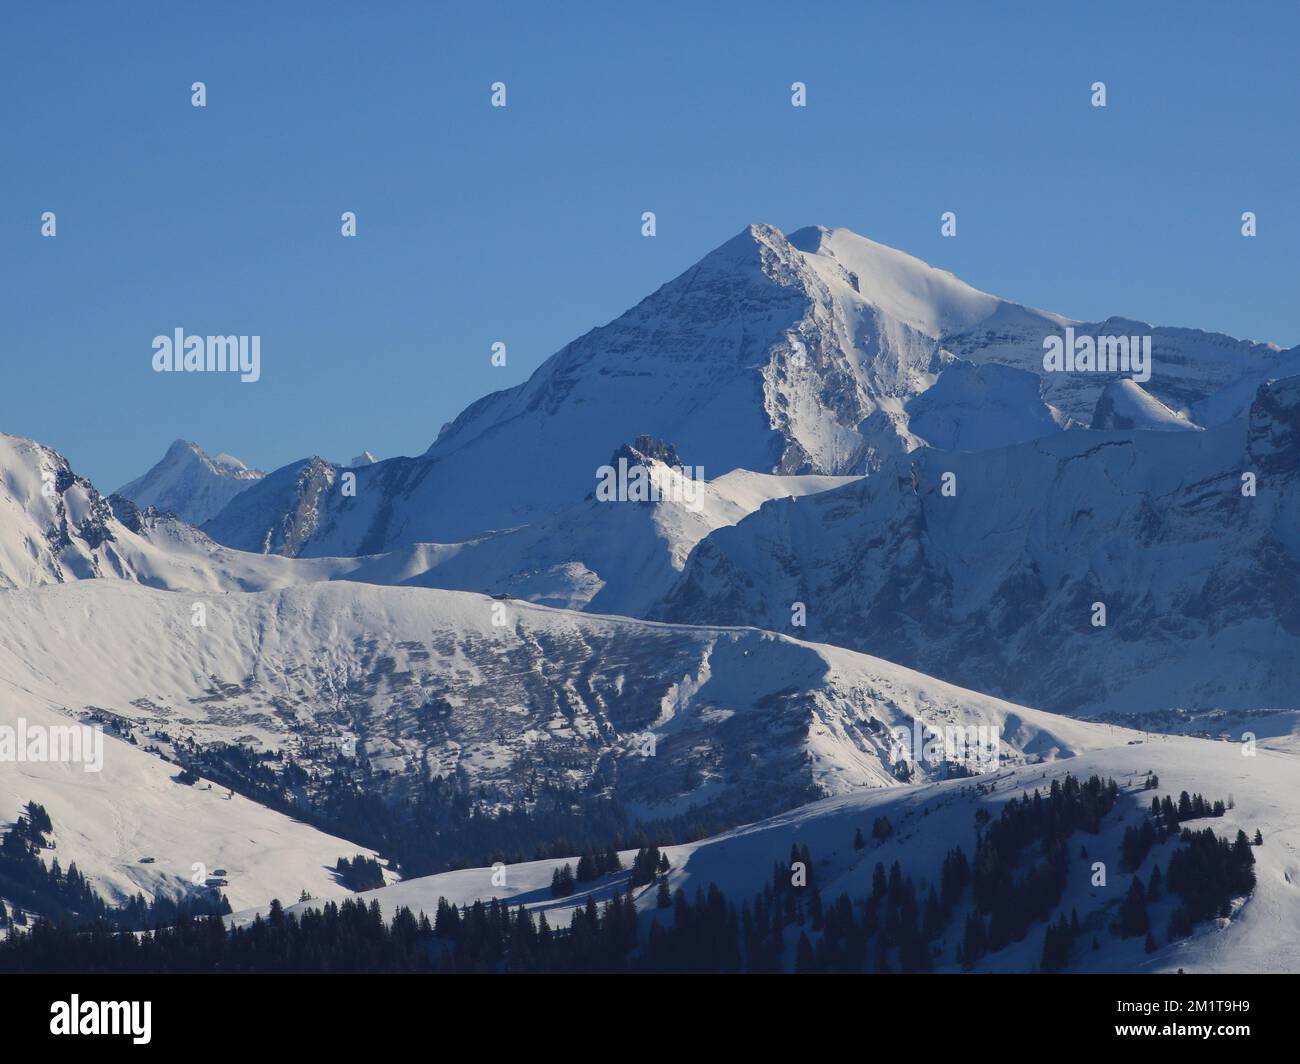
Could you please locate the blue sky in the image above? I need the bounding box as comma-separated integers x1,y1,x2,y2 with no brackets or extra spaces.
3,0,1297,489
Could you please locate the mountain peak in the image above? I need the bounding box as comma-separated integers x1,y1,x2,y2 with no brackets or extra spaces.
786,224,1008,339
689,222,804,281
164,437,200,458
194,225,1294,553
213,452,251,472
117,440,265,526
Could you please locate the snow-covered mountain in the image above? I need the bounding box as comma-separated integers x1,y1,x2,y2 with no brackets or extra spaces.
0,579,1118,827
116,439,264,526
0,432,333,592
0,432,143,589
656,376,1300,717
203,222,1065,551
200,456,341,556
195,223,1298,558
374,445,859,614
948,314,1299,428
0,431,854,615
5,222,1299,965
6,219,1299,724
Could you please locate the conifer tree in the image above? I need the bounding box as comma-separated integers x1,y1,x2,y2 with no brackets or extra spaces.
656,877,671,908
794,931,816,973
1118,877,1149,938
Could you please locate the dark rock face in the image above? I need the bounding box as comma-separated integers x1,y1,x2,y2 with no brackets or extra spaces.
1248,375,1300,475
610,436,685,470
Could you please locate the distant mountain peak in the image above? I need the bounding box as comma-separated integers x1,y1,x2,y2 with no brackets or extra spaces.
213,452,252,472
117,440,265,526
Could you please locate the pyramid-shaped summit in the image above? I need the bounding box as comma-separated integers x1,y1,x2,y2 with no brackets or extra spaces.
192,224,1297,554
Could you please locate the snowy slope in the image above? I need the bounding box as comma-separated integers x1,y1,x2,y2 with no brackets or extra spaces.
658,376,1300,717
235,736,1300,973
1090,379,1202,432
0,431,864,623
0,580,1123,825
0,692,384,912
787,225,1016,338
906,359,1070,451
382,456,859,614
116,439,264,526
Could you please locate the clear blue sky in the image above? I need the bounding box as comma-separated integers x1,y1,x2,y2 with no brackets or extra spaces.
3,0,1297,489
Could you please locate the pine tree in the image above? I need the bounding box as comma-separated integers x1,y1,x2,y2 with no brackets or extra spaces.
1118,877,1149,938
853,827,865,850
960,911,987,969
549,863,576,897
794,931,816,973
922,887,943,941
656,877,671,908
